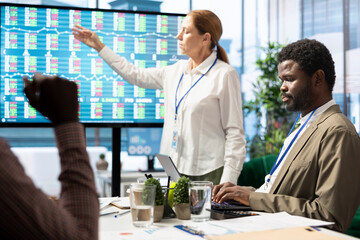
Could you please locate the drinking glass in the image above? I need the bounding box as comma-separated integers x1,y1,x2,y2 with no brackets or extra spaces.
189,181,213,222
136,177,147,183
129,183,156,228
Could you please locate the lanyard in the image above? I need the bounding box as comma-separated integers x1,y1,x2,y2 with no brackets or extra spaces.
174,57,218,120
266,107,318,184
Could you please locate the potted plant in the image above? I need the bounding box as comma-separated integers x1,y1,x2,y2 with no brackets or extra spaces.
144,178,164,222
173,176,191,220
244,41,293,158
96,153,108,171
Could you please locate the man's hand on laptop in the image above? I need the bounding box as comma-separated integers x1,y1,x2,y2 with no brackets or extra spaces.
212,182,251,206
212,182,235,200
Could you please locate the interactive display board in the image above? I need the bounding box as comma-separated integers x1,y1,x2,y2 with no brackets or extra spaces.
0,4,186,126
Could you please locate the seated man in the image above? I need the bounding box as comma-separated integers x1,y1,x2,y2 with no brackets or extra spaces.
0,74,99,239
212,39,360,233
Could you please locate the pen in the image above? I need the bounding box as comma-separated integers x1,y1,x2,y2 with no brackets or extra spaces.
183,225,204,235
114,210,130,218
100,211,118,217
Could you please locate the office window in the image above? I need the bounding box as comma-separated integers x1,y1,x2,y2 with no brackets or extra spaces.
347,0,360,131
300,0,359,132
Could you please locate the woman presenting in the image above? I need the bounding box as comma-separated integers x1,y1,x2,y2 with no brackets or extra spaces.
72,10,246,184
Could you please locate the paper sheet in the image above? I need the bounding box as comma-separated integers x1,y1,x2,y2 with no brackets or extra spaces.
99,197,119,210
111,197,130,209
100,226,203,240
186,212,334,237
99,197,130,210
205,226,343,240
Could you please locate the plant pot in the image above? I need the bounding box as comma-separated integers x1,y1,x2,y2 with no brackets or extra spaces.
154,205,164,222
174,203,190,220
96,158,108,171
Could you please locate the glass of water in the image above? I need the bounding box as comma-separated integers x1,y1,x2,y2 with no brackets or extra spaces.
130,183,156,228
189,181,213,222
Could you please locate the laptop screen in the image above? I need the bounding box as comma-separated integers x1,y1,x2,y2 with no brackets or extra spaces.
155,154,181,182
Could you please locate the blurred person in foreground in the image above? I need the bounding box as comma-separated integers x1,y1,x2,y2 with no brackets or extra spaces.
0,73,99,239
213,39,360,232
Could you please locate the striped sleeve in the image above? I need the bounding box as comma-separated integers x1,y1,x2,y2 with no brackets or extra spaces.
0,122,99,239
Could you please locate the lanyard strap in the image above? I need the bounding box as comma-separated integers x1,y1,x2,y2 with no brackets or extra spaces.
174,58,218,120
267,107,318,183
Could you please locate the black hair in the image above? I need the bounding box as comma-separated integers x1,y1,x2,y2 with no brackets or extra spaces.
277,39,336,92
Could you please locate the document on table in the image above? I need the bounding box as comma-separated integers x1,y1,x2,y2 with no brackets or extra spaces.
99,197,119,210
100,227,203,240
100,197,130,209
99,197,130,216
205,226,344,240
184,212,334,237
99,212,334,239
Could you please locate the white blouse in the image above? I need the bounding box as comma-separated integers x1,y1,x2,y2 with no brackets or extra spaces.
99,47,246,184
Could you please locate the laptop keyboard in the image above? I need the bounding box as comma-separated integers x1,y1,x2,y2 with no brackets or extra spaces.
210,209,257,219
211,201,252,211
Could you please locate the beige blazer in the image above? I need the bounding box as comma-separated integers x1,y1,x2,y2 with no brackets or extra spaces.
249,105,360,232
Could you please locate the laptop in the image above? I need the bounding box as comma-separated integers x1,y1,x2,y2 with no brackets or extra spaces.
155,154,182,182
156,153,252,216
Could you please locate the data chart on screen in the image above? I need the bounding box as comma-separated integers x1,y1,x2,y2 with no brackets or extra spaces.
0,4,186,125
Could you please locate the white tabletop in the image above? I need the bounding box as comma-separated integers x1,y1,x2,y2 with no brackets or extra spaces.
100,212,200,240
99,208,358,240
100,212,184,231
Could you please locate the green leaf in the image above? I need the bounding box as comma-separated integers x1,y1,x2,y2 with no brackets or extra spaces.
173,176,191,204
244,41,292,157
145,177,164,206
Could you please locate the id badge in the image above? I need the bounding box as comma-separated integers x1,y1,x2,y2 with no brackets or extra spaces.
171,120,179,151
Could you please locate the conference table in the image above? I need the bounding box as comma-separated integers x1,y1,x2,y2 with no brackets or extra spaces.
99,203,358,240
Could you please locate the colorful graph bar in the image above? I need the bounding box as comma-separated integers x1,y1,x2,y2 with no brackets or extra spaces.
90,81,103,97
50,34,58,50
29,33,37,49
29,56,37,72
73,10,81,26
115,12,125,31
157,15,168,33
9,102,17,118
28,105,37,118
9,7,18,26
160,39,168,54
92,11,104,29
95,103,102,119
115,81,124,97
116,37,125,53
113,103,124,119
69,57,81,73
9,56,18,72
50,9,59,27
50,57,58,74
9,32,17,49
134,103,145,119
25,7,37,26
4,78,17,95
